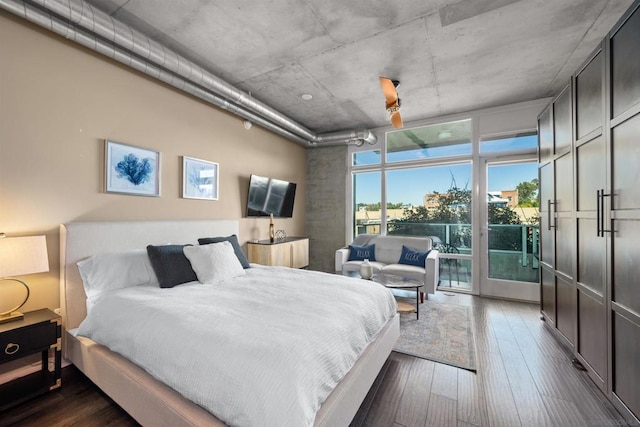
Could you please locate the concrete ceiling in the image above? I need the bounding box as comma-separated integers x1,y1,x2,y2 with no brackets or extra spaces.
85,0,633,133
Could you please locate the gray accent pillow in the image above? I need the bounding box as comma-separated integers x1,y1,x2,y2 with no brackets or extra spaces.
146,244,198,288
198,235,251,269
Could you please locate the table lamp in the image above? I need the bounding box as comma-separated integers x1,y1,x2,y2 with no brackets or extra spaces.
0,234,49,324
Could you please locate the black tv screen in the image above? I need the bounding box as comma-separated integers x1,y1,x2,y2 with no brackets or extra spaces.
246,175,297,218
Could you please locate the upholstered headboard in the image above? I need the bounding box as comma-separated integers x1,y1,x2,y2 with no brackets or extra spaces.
60,220,240,331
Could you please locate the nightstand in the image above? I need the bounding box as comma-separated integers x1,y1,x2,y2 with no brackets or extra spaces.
0,308,62,411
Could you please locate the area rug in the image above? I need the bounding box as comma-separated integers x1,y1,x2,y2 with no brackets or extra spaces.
393,299,477,372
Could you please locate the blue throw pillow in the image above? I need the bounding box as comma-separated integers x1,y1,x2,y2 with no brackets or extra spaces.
398,245,430,267
147,244,198,288
348,244,376,261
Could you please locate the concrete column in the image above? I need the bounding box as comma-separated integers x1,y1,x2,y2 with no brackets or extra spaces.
305,145,348,272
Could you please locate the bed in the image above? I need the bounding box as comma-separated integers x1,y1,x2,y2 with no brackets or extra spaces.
60,220,400,426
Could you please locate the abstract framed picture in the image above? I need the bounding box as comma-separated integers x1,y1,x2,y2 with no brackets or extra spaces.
105,140,160,196
182,156,219,200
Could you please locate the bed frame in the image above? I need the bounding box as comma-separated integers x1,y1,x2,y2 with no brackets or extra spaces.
60,220,399,426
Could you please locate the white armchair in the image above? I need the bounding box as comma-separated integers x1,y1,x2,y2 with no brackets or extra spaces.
336,234,440,300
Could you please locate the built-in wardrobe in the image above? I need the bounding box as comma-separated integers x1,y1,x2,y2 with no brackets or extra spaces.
538,0,640,423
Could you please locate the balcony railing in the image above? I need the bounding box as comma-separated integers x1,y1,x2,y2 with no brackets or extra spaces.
355,221,539,286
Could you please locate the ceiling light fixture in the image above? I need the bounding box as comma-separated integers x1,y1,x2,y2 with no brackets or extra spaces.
243,120,253,130
301,94,313,101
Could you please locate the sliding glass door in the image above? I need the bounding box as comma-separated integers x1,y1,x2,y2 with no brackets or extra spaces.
480,158,540,300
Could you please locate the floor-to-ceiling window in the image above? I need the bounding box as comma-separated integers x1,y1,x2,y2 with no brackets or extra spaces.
353,171,382,235
352,119,476,290
348,106,541,299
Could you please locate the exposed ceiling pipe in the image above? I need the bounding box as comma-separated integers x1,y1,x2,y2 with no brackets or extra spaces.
0,0,377,147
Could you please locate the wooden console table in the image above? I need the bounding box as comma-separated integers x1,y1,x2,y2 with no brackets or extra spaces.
247,237,309,268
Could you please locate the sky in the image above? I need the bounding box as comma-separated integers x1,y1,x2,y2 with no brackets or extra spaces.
355,161,538,206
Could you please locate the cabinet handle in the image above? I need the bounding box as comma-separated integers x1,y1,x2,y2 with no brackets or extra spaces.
596,190,602,237
601,189,612,234
5,342,19,355
547,199,556,230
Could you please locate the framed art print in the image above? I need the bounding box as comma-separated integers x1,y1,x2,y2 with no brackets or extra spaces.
182,156,219,200
105,140,160,196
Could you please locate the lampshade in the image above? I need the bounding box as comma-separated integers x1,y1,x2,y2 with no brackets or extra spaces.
0,235,49,324
0,235,49,278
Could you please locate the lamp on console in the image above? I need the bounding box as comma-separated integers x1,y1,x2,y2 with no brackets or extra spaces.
0,234,49,324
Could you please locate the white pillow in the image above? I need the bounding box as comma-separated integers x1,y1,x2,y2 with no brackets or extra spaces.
77,249,159,301
183,241,246,284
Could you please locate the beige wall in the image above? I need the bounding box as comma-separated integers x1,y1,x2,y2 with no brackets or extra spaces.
0,11,306,313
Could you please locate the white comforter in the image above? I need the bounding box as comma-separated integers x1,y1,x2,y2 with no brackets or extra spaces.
77,266,397,427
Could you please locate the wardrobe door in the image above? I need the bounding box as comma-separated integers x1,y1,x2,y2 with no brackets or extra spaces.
553,86,572,155
576,51,604,139
610,115,640,419
540,266,555,324
556,274,575,345
575,48,607,390
538,107,555,271
539,106,553,163
553,85,575,281
553,84,575,346
610,3,640,420
575,136,607,384
539,156,556,324
554,152,573,280
611,3,640,118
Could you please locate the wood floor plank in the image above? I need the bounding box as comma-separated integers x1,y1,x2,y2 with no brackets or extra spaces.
360,353,411,427
523,349,614,425
476,349,522,427
430,363,458,400
456,368,483,426
507,314,566,362
522,313,572,360
521,354,573,400
394,356,435,427
0,367,137,427
470,300,501,354
540,357,622,425
425,394,457,427
541,395,588,427
497,336,553,427
483,303,516,343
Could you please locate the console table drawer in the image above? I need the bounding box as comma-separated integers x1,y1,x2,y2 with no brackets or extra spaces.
1,322,57,362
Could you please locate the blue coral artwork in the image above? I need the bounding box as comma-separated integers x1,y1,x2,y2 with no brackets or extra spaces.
182,156,219,200
105,140,160,196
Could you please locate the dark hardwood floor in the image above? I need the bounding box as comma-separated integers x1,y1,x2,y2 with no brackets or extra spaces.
0,364,137,427
0,294,627,427
351,293,627,427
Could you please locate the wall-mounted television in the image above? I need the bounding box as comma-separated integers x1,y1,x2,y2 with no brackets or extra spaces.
246,174,297,218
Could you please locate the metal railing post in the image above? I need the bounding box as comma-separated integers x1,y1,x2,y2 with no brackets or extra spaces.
521,225,528,266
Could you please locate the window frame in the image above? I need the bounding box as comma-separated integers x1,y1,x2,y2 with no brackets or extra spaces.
346,101,543,295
